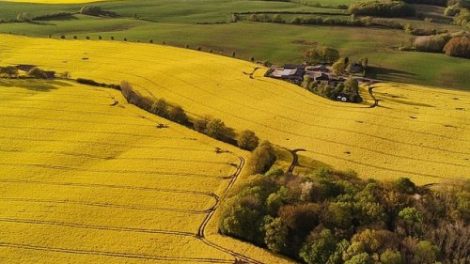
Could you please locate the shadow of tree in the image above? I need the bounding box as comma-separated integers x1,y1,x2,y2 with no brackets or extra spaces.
367,66,417,82
0,78,73,92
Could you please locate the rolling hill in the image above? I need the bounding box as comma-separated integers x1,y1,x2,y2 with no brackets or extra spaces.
1,34,468,184
0,78,296,263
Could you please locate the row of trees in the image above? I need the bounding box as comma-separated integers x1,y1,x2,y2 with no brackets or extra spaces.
119,81,260,151
0,66,55,79
220,150,470,264
348,0,416,18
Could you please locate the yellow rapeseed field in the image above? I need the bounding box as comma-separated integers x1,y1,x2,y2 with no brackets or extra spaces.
0,79,293,263
0,34,469,185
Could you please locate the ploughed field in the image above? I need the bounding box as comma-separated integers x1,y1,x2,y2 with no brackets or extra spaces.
1,35,469,184
0,79,250,263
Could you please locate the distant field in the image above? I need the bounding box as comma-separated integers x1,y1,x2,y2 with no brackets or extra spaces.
0,0,104,3
0,78,292,263
0,13,467,90
1,35,468,184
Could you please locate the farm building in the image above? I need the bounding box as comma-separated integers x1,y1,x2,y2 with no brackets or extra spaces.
265,64,305,84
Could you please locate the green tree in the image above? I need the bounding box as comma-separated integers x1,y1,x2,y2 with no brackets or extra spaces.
324,201,355,229
398,207,423,236
266,186,290,215
237,130,259,151
168,105,188,124
264,217,288,253
344,253,372,264
393,177,417,194
299,229,337,264
205,118,232,140
380,249,403,264
305,46,340,64
152,99,168,117
332,58,347,75
248,141,276,174
412,240,439,264
219,195,265,244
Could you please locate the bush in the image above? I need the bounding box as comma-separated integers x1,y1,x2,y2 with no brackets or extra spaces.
414,34,449,52
443,35,470,58
237,130,259,151
167,105,188,124
305,46,340,64
28,67,54,79
0,66,19,78
248,141,276,174
16,12,32,22
348,0,416,17
151,99,169,117
193,116,209,132
204,118,233,140
393,177,416,194
80,6,117,17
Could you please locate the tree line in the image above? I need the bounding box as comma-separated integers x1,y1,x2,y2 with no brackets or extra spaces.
120,81,260,151
220,144,469,264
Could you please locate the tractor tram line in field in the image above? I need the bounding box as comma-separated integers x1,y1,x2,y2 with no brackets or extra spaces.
0,84,260,263
7,43,467,180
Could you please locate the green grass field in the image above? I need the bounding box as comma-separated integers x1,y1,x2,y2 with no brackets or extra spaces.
0,0,468,90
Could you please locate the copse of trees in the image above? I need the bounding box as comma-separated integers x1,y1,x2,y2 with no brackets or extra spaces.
305,46,340,64
348,0,416,18
220,159,470,264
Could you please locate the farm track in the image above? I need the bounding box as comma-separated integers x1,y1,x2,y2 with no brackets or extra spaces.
196,155,266,264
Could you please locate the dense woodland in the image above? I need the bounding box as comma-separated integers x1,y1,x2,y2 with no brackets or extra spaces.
220,142,470,264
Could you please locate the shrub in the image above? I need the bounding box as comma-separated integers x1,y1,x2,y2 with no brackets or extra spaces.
445,4,460,17
204,118,233,140
248,141,276,174
193,116,210,132
332,58,347,75
393,177,416,194
167,105,188,124
299,228,337,264
16,12,32,22
305,46,340,64
237,130,259,151
80,6,117,17
414,34,449,52
348,0,416,17
151,99,169,117
28,67,54,79
443,35,470,58
0,66,19,78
